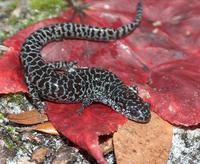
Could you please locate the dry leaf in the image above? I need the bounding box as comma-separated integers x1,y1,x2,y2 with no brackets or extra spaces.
113,112,173,164
32,147,49,163
33,122,59,135
7,110,48,125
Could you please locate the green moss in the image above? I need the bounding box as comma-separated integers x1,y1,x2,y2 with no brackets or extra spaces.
4,137,16,150
3,126,19,150
0,0,68,44
0,113,5,120
29,0,66,11
8,15,19,25
7,0,18,10
7,126,16,134
7,93,24,105
0,32,8,45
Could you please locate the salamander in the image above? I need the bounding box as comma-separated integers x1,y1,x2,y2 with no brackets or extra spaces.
20,2,151,122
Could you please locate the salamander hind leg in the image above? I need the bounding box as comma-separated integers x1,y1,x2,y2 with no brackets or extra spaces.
28,83,45,110
47,61,78,72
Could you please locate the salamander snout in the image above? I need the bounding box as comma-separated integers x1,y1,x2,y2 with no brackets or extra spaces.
140,102,151,122
123,100,151,123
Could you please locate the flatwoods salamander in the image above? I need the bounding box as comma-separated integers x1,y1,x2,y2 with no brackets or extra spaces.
20,2,151,122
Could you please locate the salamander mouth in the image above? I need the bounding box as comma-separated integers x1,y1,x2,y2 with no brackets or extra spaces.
134,111,151,123
128,110,151,123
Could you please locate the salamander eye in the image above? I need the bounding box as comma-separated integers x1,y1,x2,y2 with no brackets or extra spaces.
129,106,140,117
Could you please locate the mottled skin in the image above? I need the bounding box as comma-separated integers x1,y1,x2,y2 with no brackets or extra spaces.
20,2,151,122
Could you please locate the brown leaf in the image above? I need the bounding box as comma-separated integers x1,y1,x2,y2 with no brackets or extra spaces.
32,147,49,163
113,112,173,164
33,122,59,135
7,110,48,125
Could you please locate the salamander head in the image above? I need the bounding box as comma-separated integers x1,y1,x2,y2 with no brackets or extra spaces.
120,90,151,123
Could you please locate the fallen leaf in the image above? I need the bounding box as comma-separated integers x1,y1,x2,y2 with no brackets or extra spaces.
46,102,126,163
33,122,59,135
32,147,49,163
113,112,173,164
149,58,200,126
7,110,48,125
0,49,26,94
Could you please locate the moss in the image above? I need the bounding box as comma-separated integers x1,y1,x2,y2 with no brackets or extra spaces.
0,0,68,44
7,126,16,134
3,126,19,150
7,0,18,10
4,137,16,150
29,0,67,11
8,15,19,25
6,93,24,105
0,113,5,120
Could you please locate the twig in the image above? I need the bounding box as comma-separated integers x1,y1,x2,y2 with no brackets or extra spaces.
66,0,90,21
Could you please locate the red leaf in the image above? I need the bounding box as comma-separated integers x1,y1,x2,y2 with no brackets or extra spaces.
46,103,126,163
1,0,200,161
0,49,27,93
149,58,200,126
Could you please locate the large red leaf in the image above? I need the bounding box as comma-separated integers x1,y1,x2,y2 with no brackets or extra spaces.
46,103,126,163
0,49,26,93
1,0,200,161
149,58,200,125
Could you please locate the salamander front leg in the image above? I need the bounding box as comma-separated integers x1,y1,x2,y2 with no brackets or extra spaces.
78,97,93,115
129,85,138,94
47,61,78,71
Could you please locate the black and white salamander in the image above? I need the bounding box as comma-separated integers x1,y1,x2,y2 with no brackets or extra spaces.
20,2,151,122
